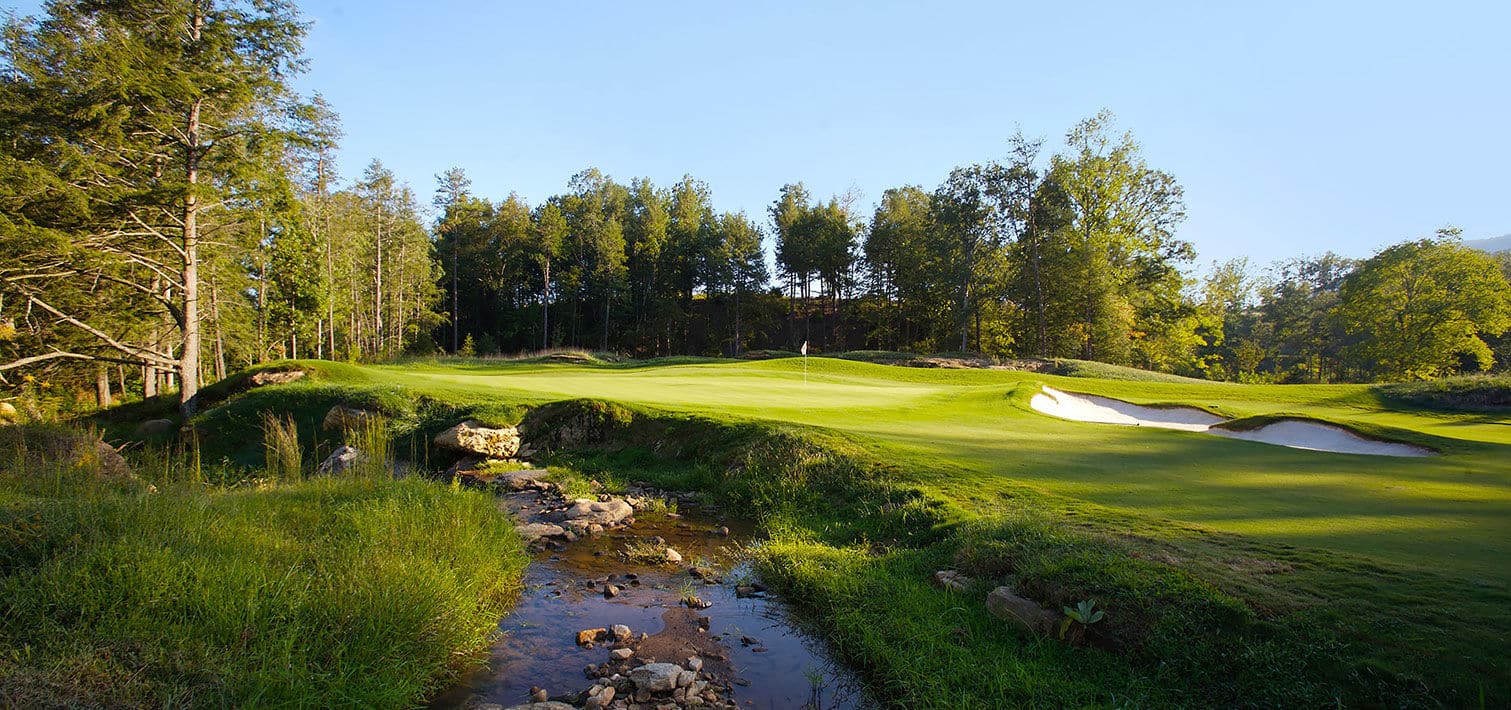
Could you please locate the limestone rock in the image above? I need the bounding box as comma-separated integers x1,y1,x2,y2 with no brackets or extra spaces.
515,522,567,543
322,405,378,431
629,662,683,692
664,547,683,564
609,647,634,660
493,468,551,491
135,418,175,437
316,445,364,476
986,585,1055,635
933,569,973,593
561,498,634,528
434,420,522,458
249,369,306,386
577,627,608,646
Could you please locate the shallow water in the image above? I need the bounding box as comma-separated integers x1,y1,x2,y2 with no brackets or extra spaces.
428,506,869,710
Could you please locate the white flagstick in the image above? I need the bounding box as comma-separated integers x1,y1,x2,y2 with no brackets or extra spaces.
801,341,808,384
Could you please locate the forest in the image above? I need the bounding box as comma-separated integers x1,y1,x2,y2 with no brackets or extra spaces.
2,0,1509,418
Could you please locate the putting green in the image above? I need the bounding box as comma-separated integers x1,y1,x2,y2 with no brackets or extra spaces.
373,357,1510,580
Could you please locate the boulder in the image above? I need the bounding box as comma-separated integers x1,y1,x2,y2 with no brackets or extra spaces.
322,405,379,431
0,402,18,424
91,440,133,477
315,445,364,476
933,569,973,593
612,624,632,642
249,369,306,386
576,628,608,646
986,585,1056,635
494,468,551,491
515,522,567,543
135,418,175,437
434,420,521,458
629,662,683,692
560,498,634,528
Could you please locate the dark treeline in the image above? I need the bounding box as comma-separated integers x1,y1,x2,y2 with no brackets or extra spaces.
3,1,1509,419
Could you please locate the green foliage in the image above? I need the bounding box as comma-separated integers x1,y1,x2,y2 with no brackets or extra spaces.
1059,599,1106,639
1338,234,1511,380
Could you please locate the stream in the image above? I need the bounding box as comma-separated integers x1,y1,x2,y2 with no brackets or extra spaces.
428,479,870,710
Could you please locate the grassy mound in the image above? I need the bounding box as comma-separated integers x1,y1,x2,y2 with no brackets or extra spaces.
0,426,528,708
1050,358,1214,383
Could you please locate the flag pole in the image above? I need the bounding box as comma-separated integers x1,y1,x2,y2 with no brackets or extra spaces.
801,341,808,384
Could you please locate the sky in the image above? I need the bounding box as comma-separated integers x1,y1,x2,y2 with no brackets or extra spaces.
10,1,1511,271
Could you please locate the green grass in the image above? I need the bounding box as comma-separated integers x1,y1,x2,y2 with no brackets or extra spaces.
87,355,1511,707
0,424,528,708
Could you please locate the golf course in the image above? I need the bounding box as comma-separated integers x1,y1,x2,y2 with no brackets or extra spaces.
53,352,1498,708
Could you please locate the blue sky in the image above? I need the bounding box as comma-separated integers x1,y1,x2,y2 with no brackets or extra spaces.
11,1,1510,270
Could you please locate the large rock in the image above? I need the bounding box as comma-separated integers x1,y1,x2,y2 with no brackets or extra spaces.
494,468,551,491
249,369,306,386
434,420,522,458
0,402,18,424
986,586,1056,635
135,418,175,437
322,405,379,431
629,662,683,692
560,498,634,528
316,445,364,476
515,522,568,543
933,569,973,593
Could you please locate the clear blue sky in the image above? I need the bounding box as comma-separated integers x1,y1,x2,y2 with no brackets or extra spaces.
12,1,1511,270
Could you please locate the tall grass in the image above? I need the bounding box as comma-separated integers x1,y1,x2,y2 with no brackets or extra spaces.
345,415,392,479
0,425,529,708
260,412,302,481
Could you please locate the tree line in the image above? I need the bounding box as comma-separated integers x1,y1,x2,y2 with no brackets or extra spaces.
2,1,1509,418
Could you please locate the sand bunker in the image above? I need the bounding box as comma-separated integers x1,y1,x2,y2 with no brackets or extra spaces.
1030,386,1224,432
1029,386,1433,457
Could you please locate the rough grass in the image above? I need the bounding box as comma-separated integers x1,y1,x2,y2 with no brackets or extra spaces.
0,425,528,709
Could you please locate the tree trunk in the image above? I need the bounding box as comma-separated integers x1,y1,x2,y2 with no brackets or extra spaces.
95,364,112,408
210,273,226,381
178,78,203,415
452,239,460,353
541,258,551,351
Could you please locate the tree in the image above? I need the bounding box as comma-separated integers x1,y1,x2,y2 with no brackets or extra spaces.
712,212,768,355
1337,232,1511,380
0,0,307,414
1049,110,1189,363
531,203,567,349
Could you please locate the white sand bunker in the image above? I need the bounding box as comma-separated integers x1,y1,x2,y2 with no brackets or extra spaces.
1030,386,1433,457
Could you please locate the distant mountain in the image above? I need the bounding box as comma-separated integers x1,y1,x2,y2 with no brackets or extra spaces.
1464,234,1511,253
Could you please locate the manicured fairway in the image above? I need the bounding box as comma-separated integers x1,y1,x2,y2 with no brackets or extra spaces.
374,357,1511,580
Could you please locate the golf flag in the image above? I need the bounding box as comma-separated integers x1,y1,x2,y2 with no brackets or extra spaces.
801,341,808,355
